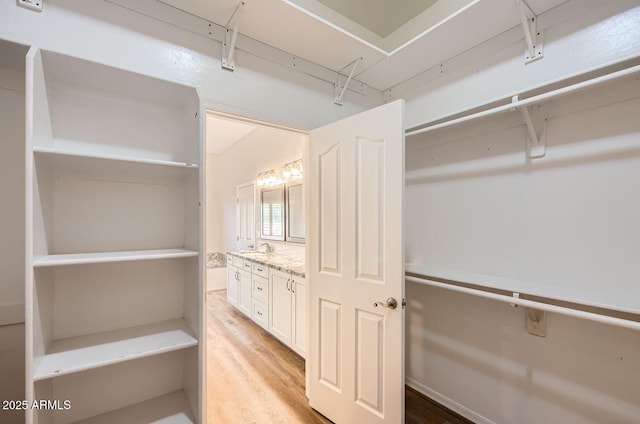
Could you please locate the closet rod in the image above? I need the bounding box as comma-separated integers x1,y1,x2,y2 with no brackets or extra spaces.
405,274,640,332
406,63,640,137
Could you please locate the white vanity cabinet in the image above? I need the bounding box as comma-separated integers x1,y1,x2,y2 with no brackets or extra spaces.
291,274,307,358
226,264,239,308
238,262,252,317
269,269,306,358
227,256,250,315
269,269,294,346
227,254,306,357
251,262,270,330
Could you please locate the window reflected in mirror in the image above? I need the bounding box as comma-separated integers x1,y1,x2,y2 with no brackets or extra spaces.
261,185,285,240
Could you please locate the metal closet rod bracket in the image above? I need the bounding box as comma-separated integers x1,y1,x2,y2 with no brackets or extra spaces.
334,57,363,106
515,0,543,63
511,95,547,158
222,1,246,71
510,292,546,337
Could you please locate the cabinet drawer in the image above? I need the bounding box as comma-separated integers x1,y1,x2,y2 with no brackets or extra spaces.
252,275,268,303
242,259,253,271
252,299,268,330
226,255,233,265
251,262,269,279
232,255,244,267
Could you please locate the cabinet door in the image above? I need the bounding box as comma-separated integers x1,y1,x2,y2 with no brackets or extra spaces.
238,269,252,316
291,275,307,358
269,269,292,345
226,265,239,307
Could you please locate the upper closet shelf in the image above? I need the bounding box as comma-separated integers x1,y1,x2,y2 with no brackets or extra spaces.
406,263,640,315
33,319,197,381
33,248,198,267
34,146,198,178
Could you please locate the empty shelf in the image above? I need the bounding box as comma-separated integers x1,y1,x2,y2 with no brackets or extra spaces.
34,145,199,172
73,391,196,424
33,248,199,267
405,263,640,314
34,319,198,381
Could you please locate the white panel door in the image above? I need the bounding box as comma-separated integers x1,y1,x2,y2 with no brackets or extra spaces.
308,100,405,423
236,183,254,250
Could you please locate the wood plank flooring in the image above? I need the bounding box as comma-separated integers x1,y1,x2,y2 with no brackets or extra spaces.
206,290,472,424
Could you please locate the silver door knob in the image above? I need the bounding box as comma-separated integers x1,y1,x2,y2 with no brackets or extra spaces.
374,297,398,309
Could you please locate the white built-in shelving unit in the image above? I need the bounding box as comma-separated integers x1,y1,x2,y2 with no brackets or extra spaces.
25,47,203,424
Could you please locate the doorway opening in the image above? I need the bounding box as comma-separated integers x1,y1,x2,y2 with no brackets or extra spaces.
203,110,310,421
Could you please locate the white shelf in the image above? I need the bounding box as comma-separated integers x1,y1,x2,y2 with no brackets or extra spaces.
26,47,203,423
34,319,198,381
34,145,198,179
73,390,196,424
33,248,198,267
405,263,640,315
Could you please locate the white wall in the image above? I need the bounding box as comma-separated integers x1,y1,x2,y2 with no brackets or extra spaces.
0,66,25,325
402,2,640,423
0,46,26,424
207,125,306,258
0,324,25,424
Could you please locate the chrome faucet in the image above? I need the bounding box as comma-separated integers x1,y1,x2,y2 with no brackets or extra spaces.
260,242,273,253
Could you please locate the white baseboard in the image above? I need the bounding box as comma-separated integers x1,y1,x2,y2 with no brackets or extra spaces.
406,377,496,424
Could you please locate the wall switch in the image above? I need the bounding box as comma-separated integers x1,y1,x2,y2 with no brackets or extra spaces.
526,308,546,337
17,0,43,12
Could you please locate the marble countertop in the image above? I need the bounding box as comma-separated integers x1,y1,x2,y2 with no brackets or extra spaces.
227,251,306,277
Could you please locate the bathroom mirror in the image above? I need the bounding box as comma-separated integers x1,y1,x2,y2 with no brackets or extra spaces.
260,185,285,241
286,182,305,243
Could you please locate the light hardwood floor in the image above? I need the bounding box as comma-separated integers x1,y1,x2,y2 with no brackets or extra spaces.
206,290,331,423
206,290,471,424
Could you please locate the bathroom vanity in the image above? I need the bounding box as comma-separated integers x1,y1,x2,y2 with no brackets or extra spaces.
226,251,306,358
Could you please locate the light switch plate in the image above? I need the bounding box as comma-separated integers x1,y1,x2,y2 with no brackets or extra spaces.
17,0,43,12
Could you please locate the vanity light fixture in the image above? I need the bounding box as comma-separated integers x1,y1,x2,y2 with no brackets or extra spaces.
257,169,279,186
282,164,292,180
282,159,303,181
